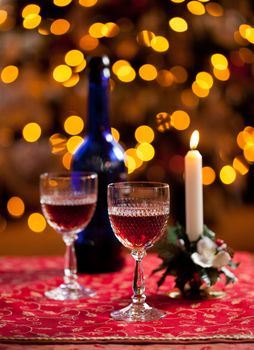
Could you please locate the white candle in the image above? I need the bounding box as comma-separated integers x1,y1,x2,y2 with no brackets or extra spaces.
185,130,203,242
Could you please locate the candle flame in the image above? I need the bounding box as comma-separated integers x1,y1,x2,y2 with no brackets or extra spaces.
190,130,199,149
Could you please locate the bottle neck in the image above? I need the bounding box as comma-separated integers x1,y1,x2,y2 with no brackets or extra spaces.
87,78,111,136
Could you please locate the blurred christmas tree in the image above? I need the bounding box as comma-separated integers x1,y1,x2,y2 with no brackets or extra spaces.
0,0,254,234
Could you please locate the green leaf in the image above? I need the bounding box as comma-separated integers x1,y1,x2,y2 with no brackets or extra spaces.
221,267,238,285
203,225,216,240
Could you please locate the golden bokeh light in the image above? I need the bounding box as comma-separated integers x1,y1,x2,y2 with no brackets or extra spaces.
28,213,47,233
50,19,70,35
245,27,254,44
111,127,120,142
125,148,143,169
65,50,84,67
53,65,72,83
53,0,72,6
7,197,25,217
124,154,136,174
213,67,230,81
170,0,185,3
22,122,42,142
196,71,213,89
50,133,67,154
112,60,130,75
169,17,188,32
66,136,84,154
139,64,157,81
187,1,205,15
135,125,154,144
62,152,72,170
206,2,223,16
79,34,99,51
79,0,97,7
136,30,155,47
192,81,209,98
1,65,19,84
89,22,104,38
171,110,190,130
23,14,41,29
22,4,40,18
244,144,254,162
202,166,216,185
211,53,228,70
219,165,236,185
237,131,245,150
62,73,80,87
151,36,169,52
117,65,136,82
233,157,249,175
0,10,8,25
102,22,120,37
64,115,84,135
136,143,155,161
156,112,171,132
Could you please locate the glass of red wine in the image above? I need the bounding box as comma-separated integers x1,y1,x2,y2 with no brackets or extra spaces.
108,182,170,322
40,172,97,300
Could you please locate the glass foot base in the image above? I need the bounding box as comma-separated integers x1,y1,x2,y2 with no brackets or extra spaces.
111,302,166,322
167,288,226,300
45,283,96,300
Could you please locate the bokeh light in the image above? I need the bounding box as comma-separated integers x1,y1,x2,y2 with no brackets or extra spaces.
79,0,98,7
23,14,41,29
171,110,190,130
22,123,42,142
187,1,205,15
136,143,155,161
22,4,40,18
169,17,188,32
135,125,154,143
219,165,236,185
211,53,228,70
65,50,84,67
28,213,47,233
202,166,216,185
53,65,72,83
139,64,157,81
111,127,120,142
50,19,70,35
66,136,84,154
64,115,84,135
62,152,72,170
233,157,249,175
53,0,72,6
1,65,19,84
151,36,169,52
7,197,25,217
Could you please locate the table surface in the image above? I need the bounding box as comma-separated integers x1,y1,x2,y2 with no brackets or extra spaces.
0,252,253,349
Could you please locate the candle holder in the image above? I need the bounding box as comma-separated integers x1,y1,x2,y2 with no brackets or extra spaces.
153,224,239,299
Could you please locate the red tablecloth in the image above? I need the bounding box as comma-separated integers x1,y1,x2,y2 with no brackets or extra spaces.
0,252,253,344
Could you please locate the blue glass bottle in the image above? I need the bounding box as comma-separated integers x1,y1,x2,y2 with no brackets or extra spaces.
72,55,126,273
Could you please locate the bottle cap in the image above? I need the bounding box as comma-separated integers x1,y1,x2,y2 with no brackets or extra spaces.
88,55,111,82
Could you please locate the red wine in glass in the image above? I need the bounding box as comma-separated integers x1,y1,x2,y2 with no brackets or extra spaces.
41,196,96,234
109,206,168,250
40,172,97,301
107,181,170,322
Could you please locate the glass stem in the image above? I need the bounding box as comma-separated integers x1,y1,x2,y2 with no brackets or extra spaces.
131,250,146,305
63,234,78,287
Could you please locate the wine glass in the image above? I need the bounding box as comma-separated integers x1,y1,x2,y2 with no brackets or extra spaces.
40,172,97,300
107,182,170,322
